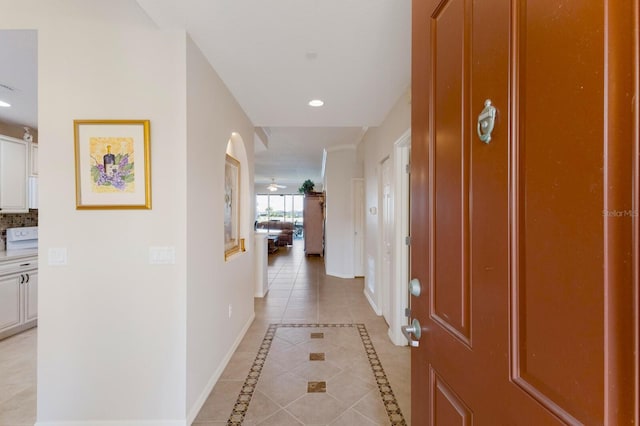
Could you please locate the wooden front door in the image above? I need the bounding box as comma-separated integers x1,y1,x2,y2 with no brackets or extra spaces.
410,0,639,424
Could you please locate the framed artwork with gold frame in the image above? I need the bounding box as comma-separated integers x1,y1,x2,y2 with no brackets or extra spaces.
74,120,151,209
224,154,240,259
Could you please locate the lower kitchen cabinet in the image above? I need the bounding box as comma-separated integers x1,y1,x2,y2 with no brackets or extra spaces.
24,270,37,322
0,274,21,334
0,266,37,340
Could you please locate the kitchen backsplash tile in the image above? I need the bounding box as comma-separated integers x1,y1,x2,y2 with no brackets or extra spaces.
0,210,39,241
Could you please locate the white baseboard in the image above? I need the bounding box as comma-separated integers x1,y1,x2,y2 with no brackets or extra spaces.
364,288,382,315
186,312,255,425
325,270,355,279
34,314,257,426
35,421,185,426
388,325,408,347
255,282,271,297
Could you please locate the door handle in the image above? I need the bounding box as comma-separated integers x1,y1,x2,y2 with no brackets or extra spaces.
477,99,496,143
401,318,422,347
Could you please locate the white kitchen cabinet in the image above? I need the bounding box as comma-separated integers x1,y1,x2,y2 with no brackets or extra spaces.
30,142,38,176
0,274,21,334
0,256,38,340
24,270,37,322
0,135,29,213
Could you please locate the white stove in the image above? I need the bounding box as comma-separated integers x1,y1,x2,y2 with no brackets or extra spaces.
6,226,38,251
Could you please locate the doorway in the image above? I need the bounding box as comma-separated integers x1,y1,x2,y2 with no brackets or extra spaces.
380,156,393,325
352,178,365,277
379,129,412,345
389,130,411,346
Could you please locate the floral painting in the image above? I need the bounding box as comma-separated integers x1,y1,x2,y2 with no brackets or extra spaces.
89,137,135,193
74,120,151,209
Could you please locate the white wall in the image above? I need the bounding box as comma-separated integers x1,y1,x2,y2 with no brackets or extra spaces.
0,1,256,424
185,36,255,422
324,145,359,278
358,90,410,311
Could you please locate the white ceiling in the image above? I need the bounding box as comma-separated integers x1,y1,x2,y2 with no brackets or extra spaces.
0,30,37,130
136,0,411,192
0,1,411,192
255,126,367,193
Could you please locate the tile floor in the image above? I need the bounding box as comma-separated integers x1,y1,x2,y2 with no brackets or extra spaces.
193,241,411,425
0,240,410,426
0,327,37,426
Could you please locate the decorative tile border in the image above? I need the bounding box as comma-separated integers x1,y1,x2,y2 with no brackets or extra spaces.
226,323,407,426
356,323,406,425
226,325,276,425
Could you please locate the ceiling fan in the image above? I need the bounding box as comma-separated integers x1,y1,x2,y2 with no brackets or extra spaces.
267,178,287,192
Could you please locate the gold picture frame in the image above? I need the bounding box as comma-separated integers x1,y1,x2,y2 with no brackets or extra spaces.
224,154,240,260
74,120,151,209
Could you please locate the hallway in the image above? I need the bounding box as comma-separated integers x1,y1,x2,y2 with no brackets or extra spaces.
0,240,410,425
193,240,411,425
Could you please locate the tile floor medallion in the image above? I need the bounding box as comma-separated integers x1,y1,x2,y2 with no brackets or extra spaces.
307,381,327,393
309,353,325,361
227,323,407,426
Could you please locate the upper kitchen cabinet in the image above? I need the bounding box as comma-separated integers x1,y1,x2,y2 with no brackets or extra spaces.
29,142,37,176
0,135,28,213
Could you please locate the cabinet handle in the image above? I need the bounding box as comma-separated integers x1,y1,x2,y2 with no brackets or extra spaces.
19,274,24,284
25,273,30,284
20,263,31,267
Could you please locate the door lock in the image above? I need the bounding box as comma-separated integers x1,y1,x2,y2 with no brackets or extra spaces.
409,278,421,297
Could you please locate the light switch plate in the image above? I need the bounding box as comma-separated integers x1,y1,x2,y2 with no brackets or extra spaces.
149,246,176,265
48,248,68,265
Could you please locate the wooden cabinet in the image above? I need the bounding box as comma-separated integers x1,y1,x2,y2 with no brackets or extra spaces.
0,256,38,340
0,135,29,213
303,192,324,256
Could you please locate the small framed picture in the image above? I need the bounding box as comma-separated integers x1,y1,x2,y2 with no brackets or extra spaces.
74,120,151,209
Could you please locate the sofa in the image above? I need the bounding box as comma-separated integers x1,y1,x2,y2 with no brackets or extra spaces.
255,220,294,246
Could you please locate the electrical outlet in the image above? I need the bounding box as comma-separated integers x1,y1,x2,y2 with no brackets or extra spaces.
228,304,232,318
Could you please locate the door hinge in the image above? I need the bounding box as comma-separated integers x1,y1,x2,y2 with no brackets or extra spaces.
405,163,411,174
405,236,411,246
405,308,412,317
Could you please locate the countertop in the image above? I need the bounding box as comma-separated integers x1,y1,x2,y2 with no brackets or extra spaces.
0,248,38,262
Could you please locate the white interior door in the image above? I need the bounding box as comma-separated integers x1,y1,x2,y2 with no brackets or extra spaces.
381,157,393,325
353,178,365,277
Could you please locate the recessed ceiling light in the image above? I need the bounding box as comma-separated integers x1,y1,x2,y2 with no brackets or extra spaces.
0,100,10,108
308,99,324,107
